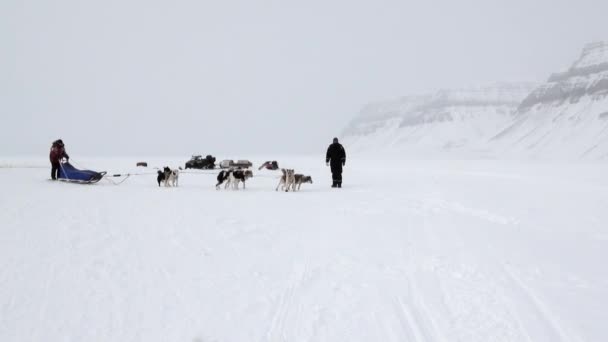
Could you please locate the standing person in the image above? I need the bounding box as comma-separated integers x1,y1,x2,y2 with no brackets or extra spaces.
326,137,346,188
49,139,69,180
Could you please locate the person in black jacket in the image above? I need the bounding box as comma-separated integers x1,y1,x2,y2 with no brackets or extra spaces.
326,137,346,188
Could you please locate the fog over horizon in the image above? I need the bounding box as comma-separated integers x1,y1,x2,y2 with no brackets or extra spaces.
2,0,607,157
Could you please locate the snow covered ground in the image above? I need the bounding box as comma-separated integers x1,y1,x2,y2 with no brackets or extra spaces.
1,156,607,342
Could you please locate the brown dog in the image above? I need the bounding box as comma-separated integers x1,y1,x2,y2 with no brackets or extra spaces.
294,174,313,191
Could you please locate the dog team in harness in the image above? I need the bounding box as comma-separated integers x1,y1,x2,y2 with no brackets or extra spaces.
48,137,347,189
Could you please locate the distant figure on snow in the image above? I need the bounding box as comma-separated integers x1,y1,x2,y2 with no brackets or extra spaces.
258,161,279,170
49,139,69,180
326,137,346,188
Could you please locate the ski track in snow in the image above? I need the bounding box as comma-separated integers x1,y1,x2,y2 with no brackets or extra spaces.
1,157,607,341
265,262,309,342
502,264,585,342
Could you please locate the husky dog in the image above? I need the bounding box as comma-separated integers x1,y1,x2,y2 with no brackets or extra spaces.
168,169,179,187
275,169,286,191
216,169,233,190
276,169,296,192
217,169,253,190
163,167,179,187
294,174,313,191
157,170,166,187
230,170,253,190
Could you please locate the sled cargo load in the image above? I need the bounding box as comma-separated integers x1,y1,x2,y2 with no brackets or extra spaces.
220,159,253,169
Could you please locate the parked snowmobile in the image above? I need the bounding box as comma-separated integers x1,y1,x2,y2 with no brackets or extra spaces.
185,155,216,169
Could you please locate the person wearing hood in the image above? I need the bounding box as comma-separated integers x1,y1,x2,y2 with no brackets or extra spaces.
326,137,346,188
49,139,69,180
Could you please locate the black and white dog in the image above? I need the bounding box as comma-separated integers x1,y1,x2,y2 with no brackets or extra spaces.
157,170,166,187
230,169,253,189
216,169,232,189
158,167,179,187
216,169,253,190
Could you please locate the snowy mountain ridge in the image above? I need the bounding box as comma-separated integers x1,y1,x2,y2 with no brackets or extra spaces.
518,42,608,109
493,42,608,159
343,42,608,159
343,83,536,155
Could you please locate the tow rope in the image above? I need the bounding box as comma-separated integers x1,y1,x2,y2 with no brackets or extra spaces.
69,160,282,186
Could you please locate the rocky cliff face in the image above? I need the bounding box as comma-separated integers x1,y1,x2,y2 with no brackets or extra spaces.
518,42,608,109
343,83,535,155
493,42,608,159
343,42,608,159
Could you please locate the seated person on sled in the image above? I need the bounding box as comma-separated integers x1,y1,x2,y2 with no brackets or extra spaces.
258,161,279,170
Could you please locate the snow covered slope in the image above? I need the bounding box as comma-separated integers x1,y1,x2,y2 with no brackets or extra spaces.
1,157,607,341
492,42,608,159
343,83,536,157
343,42,608,160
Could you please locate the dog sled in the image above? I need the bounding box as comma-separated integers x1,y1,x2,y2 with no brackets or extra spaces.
220,159,253,169
58,162,106,184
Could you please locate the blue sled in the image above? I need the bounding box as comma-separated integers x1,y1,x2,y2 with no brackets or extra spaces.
58,162,106,184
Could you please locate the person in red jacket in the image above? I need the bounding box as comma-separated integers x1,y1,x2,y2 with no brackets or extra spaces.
49,139,69,180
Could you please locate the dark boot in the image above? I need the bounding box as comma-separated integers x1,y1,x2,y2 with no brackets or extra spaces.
337,182,342,188
51,164,59,180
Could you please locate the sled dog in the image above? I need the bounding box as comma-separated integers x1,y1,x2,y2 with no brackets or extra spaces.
276,169,296,192
294,174,313,191
217,169,253,190
163,167,179,187
230,170,253,190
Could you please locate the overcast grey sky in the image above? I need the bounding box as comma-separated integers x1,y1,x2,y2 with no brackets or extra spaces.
1,0,607,157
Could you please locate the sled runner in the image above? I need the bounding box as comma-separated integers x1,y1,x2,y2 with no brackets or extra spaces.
58,162,106,184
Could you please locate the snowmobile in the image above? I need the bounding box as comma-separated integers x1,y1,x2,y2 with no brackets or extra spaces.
185,155,216,169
